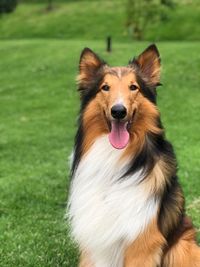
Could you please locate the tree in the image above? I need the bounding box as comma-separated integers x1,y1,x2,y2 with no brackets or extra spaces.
126,0,174,40
161,0,174,8
0,0,18,14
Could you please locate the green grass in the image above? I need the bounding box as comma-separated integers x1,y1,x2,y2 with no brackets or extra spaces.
0,1,200,41
0,40,200,266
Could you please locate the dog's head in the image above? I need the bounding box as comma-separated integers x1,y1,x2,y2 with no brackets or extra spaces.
77,45,161,151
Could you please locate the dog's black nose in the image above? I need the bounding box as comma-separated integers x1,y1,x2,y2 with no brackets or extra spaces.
111,104,127,119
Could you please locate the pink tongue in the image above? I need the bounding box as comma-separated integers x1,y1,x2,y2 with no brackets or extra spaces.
108,121,130,149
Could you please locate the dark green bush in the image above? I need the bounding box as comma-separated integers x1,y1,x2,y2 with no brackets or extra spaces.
0,0,18,14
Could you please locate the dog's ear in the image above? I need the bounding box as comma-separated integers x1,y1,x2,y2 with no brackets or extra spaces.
78,48,105,88
132,44,161,87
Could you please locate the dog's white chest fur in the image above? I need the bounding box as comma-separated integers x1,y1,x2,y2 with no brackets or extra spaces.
69,136,158,267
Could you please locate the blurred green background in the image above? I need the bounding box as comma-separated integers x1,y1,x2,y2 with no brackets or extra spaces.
0,0,200,41
0,0,199,266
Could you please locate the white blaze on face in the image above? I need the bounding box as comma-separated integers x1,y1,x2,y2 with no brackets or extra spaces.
116,67,122,79
113,93,127,114
115,97,124,106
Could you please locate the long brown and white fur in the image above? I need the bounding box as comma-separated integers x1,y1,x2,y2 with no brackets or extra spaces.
68,45,200,267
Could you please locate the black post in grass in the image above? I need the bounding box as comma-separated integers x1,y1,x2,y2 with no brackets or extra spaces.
106,36,112,52
47,0,53,11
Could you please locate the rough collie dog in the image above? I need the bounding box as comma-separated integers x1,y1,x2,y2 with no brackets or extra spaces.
68,44,200,267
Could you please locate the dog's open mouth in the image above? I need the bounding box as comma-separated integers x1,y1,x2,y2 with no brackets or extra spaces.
108,120,130,150
105,109,136,150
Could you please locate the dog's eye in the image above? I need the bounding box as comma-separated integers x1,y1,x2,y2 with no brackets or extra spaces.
101,84,110,91
129,84,138,91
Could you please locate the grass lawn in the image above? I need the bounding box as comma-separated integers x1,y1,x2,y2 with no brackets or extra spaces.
0,39,200,266
0,1,200,41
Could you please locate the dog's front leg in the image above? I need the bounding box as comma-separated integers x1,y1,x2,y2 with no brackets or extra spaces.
124,220,165,267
